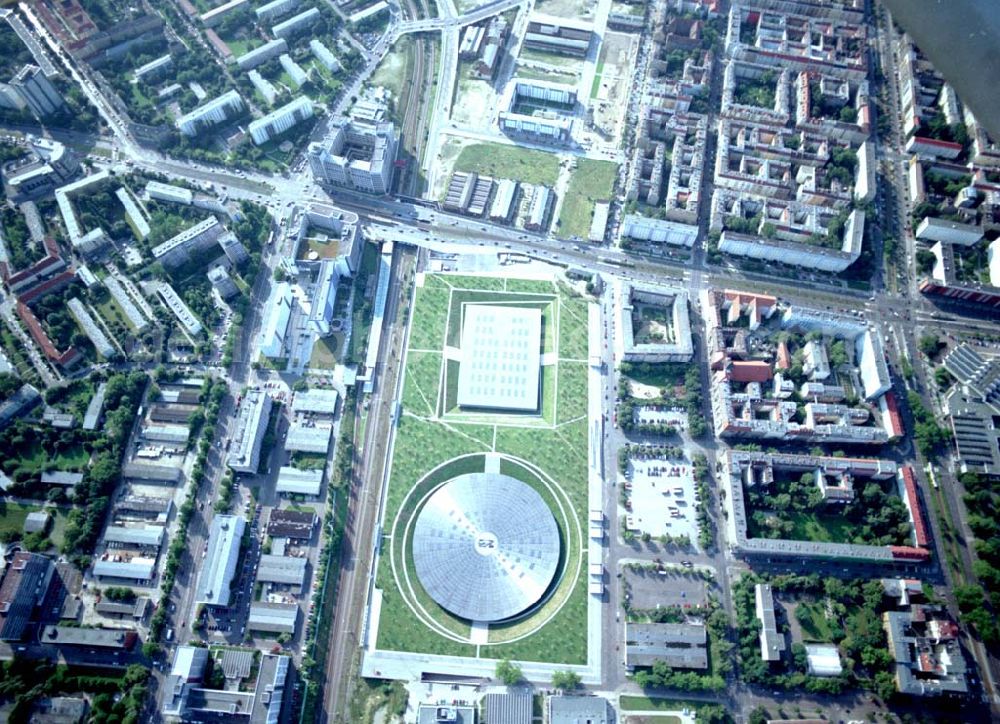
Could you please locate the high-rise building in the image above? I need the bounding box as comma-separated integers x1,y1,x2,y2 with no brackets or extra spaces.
308,117,398,194
175,90,245,136
11,65,64,118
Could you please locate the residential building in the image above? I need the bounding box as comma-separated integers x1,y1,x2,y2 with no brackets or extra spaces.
116,187,149,239
236,39,288,70
134,54,173,83
248,96,313,145
156,282,203,336
272,8,320,39
145,181,193,205
248,70,278,106
310,39,340,72
195,515,246,607
754,583,784,661
207,266,238,299
884,605,969,696
12,65,64,118
614,281,693,362
66,297,115,358
621,215,698,247
104,276,150,332
256,0,299,22
227,389,273,474
915,217,983,246
176,90,245,136
151,217,224,267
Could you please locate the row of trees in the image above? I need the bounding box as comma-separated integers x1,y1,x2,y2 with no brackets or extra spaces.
954,472,1000,647
906,391,950,458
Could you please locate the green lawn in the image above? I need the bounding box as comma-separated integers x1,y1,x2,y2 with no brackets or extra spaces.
15,442,90,476
370,36,415,113
0,502,69,549
785,511,858,544
795,600,835,642
555,159,618,239
374,274,592,664
619,695,710,713
308,335,341,370
454,143,561,187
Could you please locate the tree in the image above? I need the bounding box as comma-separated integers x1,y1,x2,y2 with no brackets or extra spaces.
495,659,523,685
551,670,581,690
918,334,943,358
748,706,769,724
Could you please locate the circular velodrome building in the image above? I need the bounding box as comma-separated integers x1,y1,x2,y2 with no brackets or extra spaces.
411,472,560,622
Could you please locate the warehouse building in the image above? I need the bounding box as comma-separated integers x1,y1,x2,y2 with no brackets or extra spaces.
227,389,273,474
255,554,307,589
247,602,298,634
195,515,246,607
275,467,323,497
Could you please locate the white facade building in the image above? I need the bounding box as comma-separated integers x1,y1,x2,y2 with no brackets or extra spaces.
195,515,246,607
248,96,313,145
227,390,273,474
176,90,245,136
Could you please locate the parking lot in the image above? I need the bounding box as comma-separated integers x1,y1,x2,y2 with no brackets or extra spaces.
623,456,699,542
623,566,709,611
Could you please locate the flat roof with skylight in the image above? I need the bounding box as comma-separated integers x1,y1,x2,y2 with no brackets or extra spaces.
456,305,541,412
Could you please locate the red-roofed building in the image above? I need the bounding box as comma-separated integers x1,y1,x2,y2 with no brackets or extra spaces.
16,302,81,370
776,341,791,370
905,135,963,160
880,391,905,440
3,238,68,295
900,466,929,548
890,546,930,561
728,360,773,383
17,270,76,306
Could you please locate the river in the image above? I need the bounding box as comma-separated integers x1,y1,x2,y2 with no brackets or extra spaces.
882,0,1000,142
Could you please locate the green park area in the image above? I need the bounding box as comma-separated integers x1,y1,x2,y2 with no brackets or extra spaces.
372,273,592,664
793,599,836,643
454,143,561,187
556,158,618,239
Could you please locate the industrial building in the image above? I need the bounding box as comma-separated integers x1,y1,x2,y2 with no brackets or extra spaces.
941,345,1000,477
267,509,316,540
255,554,307,589
227,389,273,474
122,462,183,484
195,515,246,607
275,467,324,497
103,524,165,550
0,552,53,641
258,282,293,359
548,696,611,724
248,96,313,145
524,13,593,56
40,626,137,650
176,90,245,136
624,622,708,669
92,553,156,582
456,305,541,412
291,388,339,416
247,602,298,634
284,423,333,454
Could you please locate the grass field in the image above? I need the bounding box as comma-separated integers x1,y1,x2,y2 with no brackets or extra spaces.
0,502,69,549
373,273,591,664
370,37,415,117
454,143,561,187
619,695,709,713
794,600,835,642
784,511,858,543
556,159,618,239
